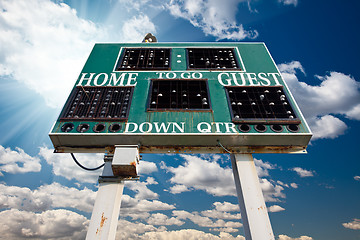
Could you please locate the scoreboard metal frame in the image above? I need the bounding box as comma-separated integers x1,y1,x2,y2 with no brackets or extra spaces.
49,42,312,154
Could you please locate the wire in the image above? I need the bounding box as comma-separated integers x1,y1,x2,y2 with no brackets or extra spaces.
70,153,105,171
217,140,232,154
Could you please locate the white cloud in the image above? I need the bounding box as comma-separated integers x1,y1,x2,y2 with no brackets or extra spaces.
260,178,286,202
39,147,103,183
278,235,314,240
290,183,298,188
118,0,151,11
0,209,88,239
278,61,305,75
213,201,239,212
268,205,285,212
122,204,241,234
201,210,241,220
342,218,360,230
141,229,245,240
279,61,360,140
0,0,158,108
0,182,96,213
309,115,348,140
277,180,289,188
169,184,190,194
147,213,185,226
0,183,50,212
278,0,298,7
167,0,258,40
0,0,106,108
0,145,41,174
164,155,236,196
125,177,159,199
210,227,239,233
115,219,167,239
121,15,156,43
354,176,360,181
120,194,176,215
201,202,241,220
345,104,360,120
172,210,242,229
164,155,286,202
292,167,314,177
37,183,96,212
254,158,276,177
139,161,158,175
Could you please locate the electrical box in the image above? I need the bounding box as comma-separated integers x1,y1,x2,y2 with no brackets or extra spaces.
49,42,312,154
111,145,139,177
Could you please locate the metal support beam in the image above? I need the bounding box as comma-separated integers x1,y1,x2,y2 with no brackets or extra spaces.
85,181,124,240
86,146,139,240
231,154,275,240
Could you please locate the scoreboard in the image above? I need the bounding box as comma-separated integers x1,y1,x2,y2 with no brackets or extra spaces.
49,42,312,154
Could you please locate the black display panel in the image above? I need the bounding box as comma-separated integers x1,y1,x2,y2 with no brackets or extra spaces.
148,80,211,110
60,86,133,121
187,48,240,70
225,86,300,124
116,48,170,70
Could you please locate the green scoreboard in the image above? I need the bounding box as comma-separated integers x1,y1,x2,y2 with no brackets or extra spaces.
49,42,312,154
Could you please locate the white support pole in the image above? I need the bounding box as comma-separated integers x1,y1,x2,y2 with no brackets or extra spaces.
231,154,275,240
86,181,124,240
86,145,139,240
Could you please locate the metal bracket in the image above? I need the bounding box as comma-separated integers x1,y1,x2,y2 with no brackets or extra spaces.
98,145,140,183
98,176,139,183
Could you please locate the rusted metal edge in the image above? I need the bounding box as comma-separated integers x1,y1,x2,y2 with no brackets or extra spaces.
54,145,307,154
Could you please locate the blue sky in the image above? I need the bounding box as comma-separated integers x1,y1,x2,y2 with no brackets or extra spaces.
0,0,359,239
